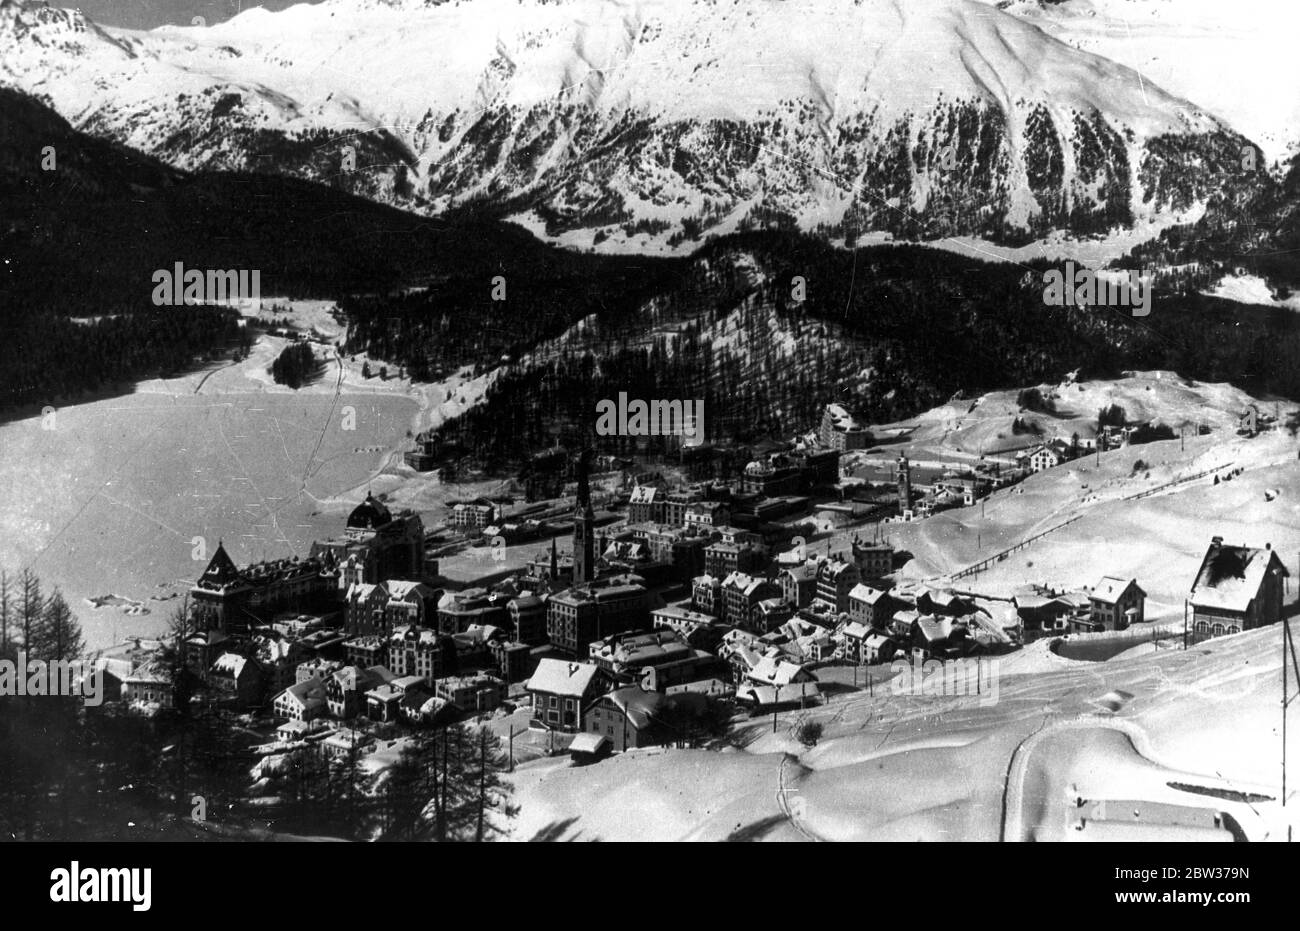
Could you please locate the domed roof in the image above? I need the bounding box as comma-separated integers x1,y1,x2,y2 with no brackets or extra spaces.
347,493,392,530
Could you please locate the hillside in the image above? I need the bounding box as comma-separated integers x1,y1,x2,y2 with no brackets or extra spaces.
0,0,1252,252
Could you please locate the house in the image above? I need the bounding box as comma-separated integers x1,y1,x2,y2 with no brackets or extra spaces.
508,593,549,646
911,615,973,661
918,588,974,617
254,636,305,694
343,635,387,669
852,539,894,580
847,583,893,629
296,656,344,684
691,574,723,617
1014,594,1070,640
121,662,174,709
582,686,711,752
326,665,386,719
367,674,429,723
1238,404,1259,436
436,673,505,713
1088,577,1145,631
1189,537,1290,643
208,652,264,709
627,484,664,525
721,571,779,629
273,676,327,722
525,658,609,732
778,560,820,609
736,650,820,708
1026,444,1062,473
752,597,794,634
322,728,374,760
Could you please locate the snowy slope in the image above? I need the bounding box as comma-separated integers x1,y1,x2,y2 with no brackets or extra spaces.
987,0,1300,163
0,0,1249,251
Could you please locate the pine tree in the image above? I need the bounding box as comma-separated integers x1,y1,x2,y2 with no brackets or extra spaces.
30,589,83,662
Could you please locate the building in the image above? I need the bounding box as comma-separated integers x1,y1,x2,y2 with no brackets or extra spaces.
820,404,872,451
191,542,336,632
274,677,328,722
526,659,609,732
847,583,893,629
387,625,452,683
691,574,723,617
436,588,510,635
704,540,761,579
853,539,894,580
897,456,912,513
383,580,440,629
436,674,505,713
574,450,596,584
452,501,497,530
582,687,710,752
1026,444,1062,473
404,430,439,471
343,582,387,637
546,574,655,656
815,557,861,613
1088,577,1145,631
627,485,663,524
121,662,174,709
343,635,386,669
208,652,264,709
325,665,386,719
1189,537,1290,643
508,593,549,646
311,493,425,590
721,572,778,629
842,623,896,665
778,560,820,609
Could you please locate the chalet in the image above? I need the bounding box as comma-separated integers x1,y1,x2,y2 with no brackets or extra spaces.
526,658,609,732
736,651,820,708
1189,538,1290,643
326,665,387,719
582,686,711,752
1088,577,1145,631
1024,444,1062,473
273,676,327,722
911,615,973,661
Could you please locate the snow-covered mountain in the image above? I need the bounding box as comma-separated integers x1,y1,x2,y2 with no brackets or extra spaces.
986,0,1300,165
0,0,1253,253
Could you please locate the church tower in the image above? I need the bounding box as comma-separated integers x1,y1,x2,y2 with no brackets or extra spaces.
573,449,596,584
897,455,912,514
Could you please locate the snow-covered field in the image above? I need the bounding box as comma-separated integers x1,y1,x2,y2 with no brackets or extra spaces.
509,624,1296,841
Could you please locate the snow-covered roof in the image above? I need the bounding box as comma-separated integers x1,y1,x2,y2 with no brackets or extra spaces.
1190,543,1288,613
526,658,602,697
1091,576,1142,605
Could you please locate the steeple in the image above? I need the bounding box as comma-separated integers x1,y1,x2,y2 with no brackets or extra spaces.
573,448,595,583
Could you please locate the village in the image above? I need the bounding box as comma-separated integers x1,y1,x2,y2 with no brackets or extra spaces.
86,392,1292,790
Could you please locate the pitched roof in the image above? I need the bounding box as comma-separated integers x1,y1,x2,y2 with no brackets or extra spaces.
1091,576,1142,605
1190,542,1288,613
526,658,602,697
